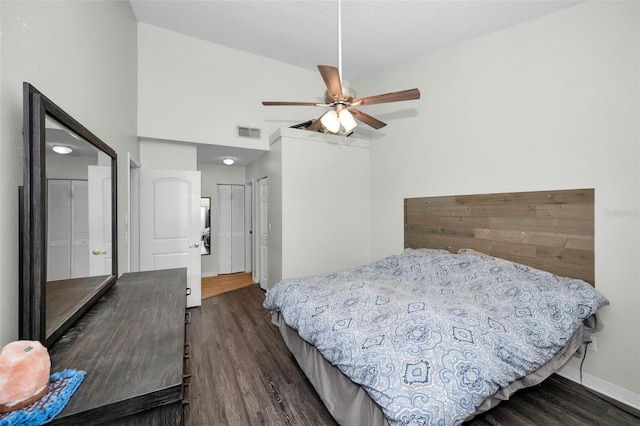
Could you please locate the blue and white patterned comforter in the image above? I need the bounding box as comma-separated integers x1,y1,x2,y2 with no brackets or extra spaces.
263,249,609,425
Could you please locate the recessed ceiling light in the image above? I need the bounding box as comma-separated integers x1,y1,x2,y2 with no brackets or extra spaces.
52,145,73,155
223,158,235,166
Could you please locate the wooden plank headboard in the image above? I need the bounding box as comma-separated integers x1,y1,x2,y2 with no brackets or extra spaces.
404,189,594,285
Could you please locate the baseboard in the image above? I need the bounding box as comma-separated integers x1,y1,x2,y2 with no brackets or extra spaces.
556,364,640,416
201,272,218,278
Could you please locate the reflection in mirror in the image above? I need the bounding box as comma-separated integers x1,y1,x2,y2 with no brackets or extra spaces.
20,83,118,347
44,117,113,337
201,197,211,255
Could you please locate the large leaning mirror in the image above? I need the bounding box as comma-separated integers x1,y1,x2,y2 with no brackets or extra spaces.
20,83,118,347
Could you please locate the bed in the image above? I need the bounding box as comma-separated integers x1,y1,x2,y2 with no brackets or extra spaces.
263,189,608,425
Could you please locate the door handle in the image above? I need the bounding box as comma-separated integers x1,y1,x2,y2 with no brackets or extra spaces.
91,249,106,255
189,243,200,248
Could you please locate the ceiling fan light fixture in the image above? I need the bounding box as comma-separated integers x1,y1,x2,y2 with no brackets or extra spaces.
222,158,235,166
321,110,341,133
339,109,357,132
52,145,73,155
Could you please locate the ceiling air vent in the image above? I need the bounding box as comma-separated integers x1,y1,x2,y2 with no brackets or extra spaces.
237,126,261,139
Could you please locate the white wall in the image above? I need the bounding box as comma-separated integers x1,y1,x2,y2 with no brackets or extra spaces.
46,155,95,180
0,1,137,346
354,0,639,406
139,139,197,171
137,23,325,150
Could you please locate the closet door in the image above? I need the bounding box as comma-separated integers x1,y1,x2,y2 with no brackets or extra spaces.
217,185,232,274
217,184,245,274
48,180,72,281
231,185,245,272
47,179,89,281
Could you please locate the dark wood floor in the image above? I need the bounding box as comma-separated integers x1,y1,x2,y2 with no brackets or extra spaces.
185,285,639,426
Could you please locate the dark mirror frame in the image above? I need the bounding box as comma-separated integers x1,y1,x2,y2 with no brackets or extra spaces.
201,197,211,255
20,82,118,347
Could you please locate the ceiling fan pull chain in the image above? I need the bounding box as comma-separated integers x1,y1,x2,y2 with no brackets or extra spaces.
338,0,343,88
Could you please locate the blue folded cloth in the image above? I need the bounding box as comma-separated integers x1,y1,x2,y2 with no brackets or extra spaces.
0,369,85,425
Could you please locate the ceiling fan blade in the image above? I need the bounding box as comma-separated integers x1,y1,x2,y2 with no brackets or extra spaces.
351,88,420,107
350,108,387,129
262,101,325,106
317,65,343,100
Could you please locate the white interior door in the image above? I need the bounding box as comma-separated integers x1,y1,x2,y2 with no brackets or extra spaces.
140,169,202,307
258,177,268,290
71,180,90,278
88,166,112,277
244,181,253,274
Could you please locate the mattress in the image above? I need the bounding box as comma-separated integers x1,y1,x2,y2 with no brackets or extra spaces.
264,249,608,425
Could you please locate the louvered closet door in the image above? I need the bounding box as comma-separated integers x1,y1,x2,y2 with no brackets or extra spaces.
230,185,245,272
217,185,232,273
217,184,245,274
47,179,89,281
48,180,72,281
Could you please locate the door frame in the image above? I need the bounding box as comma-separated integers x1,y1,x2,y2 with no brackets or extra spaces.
257,176,268,290
128,153,141,273
245,179,253,276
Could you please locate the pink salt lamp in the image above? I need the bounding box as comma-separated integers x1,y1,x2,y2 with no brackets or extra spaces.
0,340,51,413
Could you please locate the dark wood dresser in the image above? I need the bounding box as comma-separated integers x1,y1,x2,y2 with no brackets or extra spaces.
48,268,190,425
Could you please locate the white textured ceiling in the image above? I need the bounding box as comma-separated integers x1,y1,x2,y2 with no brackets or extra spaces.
129,0,583,164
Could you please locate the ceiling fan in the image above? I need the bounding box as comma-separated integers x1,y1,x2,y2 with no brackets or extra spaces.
262,0,420,135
